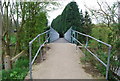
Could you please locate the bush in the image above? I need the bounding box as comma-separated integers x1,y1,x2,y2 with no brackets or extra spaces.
2,57,29,81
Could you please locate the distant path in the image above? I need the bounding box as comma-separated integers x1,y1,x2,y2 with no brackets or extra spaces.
52,38,69,43
26,38,93,79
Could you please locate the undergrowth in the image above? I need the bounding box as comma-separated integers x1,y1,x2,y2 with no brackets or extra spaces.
2,56,29,81
80,48,106,77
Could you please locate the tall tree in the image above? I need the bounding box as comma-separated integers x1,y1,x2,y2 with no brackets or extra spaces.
83,11,92,35
0,0,2,71
79,10,84,33
51,1,83,37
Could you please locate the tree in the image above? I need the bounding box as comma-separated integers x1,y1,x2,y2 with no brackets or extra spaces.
85,1,120,80
83,11,92,35
0,0,2,71
51,1,83,37
1,1,60,71
79,10,84,32
86,1,118,28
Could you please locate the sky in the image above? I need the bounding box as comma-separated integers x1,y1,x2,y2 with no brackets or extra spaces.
47,0,119,25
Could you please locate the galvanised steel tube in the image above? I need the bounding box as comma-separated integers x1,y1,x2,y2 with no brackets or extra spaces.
106,46,112,79
71,29,112,80
29,43,32,79
72,30,111,47
72,36,107,67
29,30,50,79
29,30,50,44
31,37,50,65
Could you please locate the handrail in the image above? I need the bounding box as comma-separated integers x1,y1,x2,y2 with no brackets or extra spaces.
72,30,111,47
31,37,50,65
29,30,50,44
71,29,112,80
29,29,50,79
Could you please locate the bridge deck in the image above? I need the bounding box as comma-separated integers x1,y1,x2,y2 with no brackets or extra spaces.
26,38,94,79
52,38,69,43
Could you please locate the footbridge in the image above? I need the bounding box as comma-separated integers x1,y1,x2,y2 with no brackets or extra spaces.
27,27,112,80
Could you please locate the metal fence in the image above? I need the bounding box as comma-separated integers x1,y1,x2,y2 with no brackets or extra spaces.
29,27,59,79
64,28,112,80
64,27,72,42
49,27,59,42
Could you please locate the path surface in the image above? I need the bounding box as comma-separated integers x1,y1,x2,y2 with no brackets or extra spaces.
53,38,69,43
26,38,93,79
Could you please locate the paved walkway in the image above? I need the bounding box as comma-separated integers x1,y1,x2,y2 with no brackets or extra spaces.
26,38,93,79
53,38,69,43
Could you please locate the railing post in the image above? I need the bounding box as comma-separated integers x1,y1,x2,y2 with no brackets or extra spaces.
106,46,112,79
29,43,32,79
38,35,40,45
76,33,78,50
85,36,88,48
76,32,78,44
49,28,51,43
72,31,75,44
45,32,48,42
46,32,48,43
71,30,73,43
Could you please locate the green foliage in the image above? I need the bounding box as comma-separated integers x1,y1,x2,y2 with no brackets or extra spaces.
2,1,59,80
19,2,48,52
95,63,106,75
51,1,92,42
81,48,107,76
91,26,112,43
2,57,29,80
51,1,84,37
10,35,16,44
81,24,113,77
83,11,92,35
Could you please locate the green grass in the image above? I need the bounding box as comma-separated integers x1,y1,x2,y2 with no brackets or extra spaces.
81,47,106,76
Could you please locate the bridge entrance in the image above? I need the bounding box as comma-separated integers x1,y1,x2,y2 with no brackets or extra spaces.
59,34,64,38
28,27,112,80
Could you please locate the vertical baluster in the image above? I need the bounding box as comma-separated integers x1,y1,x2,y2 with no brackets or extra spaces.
38,35,40,45
106,46,112,79
85,36,88,48
29,43,32,79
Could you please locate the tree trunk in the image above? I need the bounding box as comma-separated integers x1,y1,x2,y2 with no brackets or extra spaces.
0,6,2,71
4,55,11,70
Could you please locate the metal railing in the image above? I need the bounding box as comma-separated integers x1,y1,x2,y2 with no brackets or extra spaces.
68,28,112,79
28,27,59,79
64,27,72,42
49,27,60,42
29,29,50,79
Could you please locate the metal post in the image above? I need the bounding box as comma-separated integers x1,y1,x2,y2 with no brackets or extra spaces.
45,32,47,42
71,30,73,43
46,31,49,43
85,36,88,48
77,33,78,44
74,32,77,44
106,46,112,79
29,43,32,79
73,31,75,44
38,36,40,45
49,28,51,43
75,32,77,50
